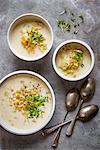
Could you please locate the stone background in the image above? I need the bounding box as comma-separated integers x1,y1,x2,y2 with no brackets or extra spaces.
0,0,100,150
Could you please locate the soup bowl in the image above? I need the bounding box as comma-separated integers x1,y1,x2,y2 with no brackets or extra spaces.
7,13,53,61
53,39,95,81
0,70,55,135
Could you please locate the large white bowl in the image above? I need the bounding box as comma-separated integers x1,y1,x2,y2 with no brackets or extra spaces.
0,70,55,135
7,13,53,61
53,39,95,81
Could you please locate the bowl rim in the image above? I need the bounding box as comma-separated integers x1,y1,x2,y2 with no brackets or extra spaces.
52,39,95,81
0,70,55,135
7,13,54,61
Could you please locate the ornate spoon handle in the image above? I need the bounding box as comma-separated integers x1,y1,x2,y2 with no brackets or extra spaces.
42,119,72,136
52,111,68,148
66,100,83,136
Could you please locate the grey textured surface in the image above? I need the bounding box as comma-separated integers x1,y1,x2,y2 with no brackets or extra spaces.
0,0,100,150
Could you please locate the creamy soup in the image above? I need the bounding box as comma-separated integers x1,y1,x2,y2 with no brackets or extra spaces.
10,20,51,59
0,74,52,130
56,43,91,78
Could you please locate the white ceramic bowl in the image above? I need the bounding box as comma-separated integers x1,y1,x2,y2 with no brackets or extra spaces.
0,70,55,135
53,39,95,81
7,13,53,61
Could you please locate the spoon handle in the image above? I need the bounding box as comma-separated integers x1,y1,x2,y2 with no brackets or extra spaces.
52,111,68,148
41,119,72,136
66,100,83,136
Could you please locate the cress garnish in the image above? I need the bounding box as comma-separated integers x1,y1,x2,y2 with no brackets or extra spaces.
10,85,48,119
57,8,84,34
21,23,47,53
58,49,84,77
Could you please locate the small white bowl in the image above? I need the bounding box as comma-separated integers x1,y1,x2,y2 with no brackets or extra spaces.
0,70,55,135
7,13,53,61
53,39,95,81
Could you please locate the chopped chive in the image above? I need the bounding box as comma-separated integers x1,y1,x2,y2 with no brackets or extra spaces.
81,64,84,68
57,19,71,32
74,25,77,28
71,18,76,22
71,12,75,16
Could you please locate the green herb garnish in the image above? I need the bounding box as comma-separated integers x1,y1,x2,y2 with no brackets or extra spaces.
57,19,71,32
30,30,45,45
24,95,48,118
81,63,84,68
26,105,43,118
73,51,83,62
71,18,76,22
57,9,85,35
21,26,47,53
73,51,84,68
40,43,47,51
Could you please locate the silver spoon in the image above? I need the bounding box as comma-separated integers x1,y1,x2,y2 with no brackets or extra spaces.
41,104,98,135
52,88,80,148
78,104,99,122
66,78,95,136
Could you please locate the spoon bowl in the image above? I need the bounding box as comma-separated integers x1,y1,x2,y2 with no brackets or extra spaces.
78,104,99,122
65,88,80,111
80,78,95,101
